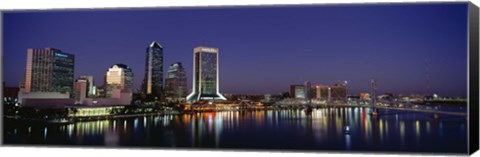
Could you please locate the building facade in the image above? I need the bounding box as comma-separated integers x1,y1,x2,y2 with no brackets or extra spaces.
17,91,72,108
186,46,226,103
165,62,188,103
290,85,305,99
84,76,95,97
24,48,75,94
75,77,88,104
314,84,347,101
105,64,134,97
141,41,164,99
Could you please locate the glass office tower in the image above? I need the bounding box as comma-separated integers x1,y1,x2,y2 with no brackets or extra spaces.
24,48,75,94
141,41,164,98
186,46,226,103
165,62,187,103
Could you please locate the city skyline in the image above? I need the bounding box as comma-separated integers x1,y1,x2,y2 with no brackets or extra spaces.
3,3,468,97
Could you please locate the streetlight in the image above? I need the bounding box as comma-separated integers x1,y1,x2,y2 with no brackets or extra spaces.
344,80,348,105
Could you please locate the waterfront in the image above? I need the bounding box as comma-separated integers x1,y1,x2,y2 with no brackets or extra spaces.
4,106,467,153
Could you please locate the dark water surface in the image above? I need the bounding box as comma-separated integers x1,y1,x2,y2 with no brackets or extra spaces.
4,107,467,153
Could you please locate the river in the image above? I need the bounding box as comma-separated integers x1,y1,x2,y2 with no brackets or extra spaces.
3,107,467,154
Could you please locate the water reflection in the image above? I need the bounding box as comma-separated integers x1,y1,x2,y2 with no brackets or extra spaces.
4,107,467,153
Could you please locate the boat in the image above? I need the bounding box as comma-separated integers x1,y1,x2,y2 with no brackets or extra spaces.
344,125,351,134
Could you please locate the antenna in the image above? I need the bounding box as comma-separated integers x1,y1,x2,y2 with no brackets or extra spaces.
371,79,377,109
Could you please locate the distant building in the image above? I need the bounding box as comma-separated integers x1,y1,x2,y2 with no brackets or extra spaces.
75,77,88,104
141,41,164,99
314,84,347,101
359,93,370,100
80,75,96,97
186,46,227,103
96,87,106,98
315,85,322,100
105,64,134,97
23,48,75,94
3,87,20,103
165,62,187,103
290,85,305,99
304,81,312,100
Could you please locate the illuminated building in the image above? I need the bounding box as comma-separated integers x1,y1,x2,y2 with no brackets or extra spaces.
75,75,96,97
75,77,88,104
314,84,347,101
23,48,74,95
66,105,125,117
290,85,305,99
82,76,96,97
165,62,187,103
186,46,226,103
105,64,133,97
141,41,164,98
82,88,132,106
315,85,322,99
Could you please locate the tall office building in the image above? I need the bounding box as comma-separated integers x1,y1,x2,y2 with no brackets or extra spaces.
24,48,75,94
186,46,226,103
165,62,187,103
105,64,134,97
141,41,164,98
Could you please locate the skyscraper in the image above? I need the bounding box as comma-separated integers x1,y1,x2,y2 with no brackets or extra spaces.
105,64,133,97
24,48,74,94
165,62,187,103
186,46,226,103
142,41,164,99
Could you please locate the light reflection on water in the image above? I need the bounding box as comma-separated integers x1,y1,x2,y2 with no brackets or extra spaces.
5,107,467,153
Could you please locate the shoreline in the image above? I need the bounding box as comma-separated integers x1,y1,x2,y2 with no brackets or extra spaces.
4,104,467,125
4,110,182,125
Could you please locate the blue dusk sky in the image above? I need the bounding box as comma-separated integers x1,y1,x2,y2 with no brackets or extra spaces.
2,3,468,97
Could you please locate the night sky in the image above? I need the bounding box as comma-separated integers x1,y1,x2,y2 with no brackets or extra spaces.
3,3,468,97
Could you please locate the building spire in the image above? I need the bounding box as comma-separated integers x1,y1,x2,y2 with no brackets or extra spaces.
149,41,162,48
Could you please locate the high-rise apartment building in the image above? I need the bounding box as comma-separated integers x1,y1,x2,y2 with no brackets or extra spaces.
186,46,226,103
